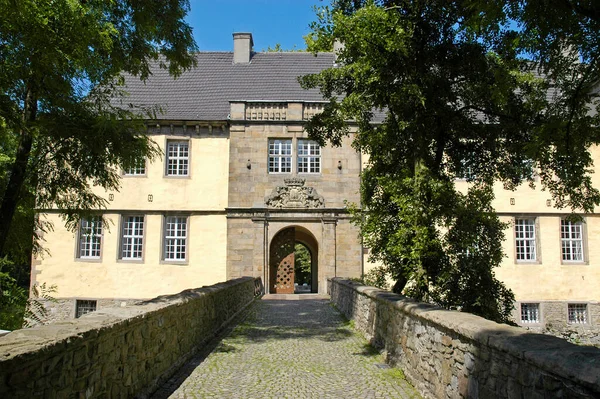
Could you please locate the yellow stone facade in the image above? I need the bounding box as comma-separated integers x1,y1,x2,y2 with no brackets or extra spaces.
33,133,230,320
33,105,600,334
32,103,369,320
30,33,599,333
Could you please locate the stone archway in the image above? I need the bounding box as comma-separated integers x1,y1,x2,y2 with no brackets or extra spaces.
269,226,319,294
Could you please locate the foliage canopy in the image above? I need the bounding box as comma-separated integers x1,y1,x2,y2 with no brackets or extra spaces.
301,0,600,323
294,243,312,286
0,0,197,327
0,0,198,254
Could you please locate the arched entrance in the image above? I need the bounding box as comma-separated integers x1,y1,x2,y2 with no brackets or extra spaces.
269,226,318,294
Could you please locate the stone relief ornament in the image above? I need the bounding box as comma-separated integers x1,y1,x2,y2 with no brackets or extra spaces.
265,178,325,208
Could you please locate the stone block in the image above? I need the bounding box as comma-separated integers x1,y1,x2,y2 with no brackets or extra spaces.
442,335,452,347
458,374,469,397
505,378,521,398
42,355,63,375
464,352,475,372
9,365,39,387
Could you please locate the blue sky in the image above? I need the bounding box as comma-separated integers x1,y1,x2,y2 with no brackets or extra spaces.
186,0,328,52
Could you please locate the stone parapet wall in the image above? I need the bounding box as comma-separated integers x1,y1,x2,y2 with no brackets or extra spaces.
0,277,259,398
328,278,600,399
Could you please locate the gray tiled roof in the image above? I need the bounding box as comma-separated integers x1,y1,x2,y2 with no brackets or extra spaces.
120,52,335,121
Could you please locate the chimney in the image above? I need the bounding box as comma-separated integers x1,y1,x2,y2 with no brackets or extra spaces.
233,32,254,64
333,39,344,66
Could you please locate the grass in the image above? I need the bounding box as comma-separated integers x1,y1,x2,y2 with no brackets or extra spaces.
382,367,407,381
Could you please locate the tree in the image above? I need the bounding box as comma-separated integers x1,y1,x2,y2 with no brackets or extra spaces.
294,243,312,285
0,254,57,329
0,0,198,258
0,259,28,330
301,0,600,323
0,0,198,327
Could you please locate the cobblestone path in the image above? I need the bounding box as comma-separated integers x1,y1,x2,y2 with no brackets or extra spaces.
153,298,419,399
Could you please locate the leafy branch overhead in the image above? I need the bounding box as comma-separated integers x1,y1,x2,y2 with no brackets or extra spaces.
301,0,600,323
0,0,198,255
0,0,198,327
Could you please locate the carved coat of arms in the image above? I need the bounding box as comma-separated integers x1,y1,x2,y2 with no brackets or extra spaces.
265,178,325,208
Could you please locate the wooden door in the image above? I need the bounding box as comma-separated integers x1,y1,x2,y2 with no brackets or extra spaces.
270,228,295,294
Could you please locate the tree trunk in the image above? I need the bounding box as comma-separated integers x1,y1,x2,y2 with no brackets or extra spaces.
392,275,408,294
0,86,37,255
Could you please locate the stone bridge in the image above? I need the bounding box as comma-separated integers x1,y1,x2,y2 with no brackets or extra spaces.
1,277,599,398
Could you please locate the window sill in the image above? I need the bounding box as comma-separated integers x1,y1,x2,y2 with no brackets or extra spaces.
117,259,145,264
519,322,542,327
561,261,588,266
76,258,103,263
161,260,188,265
163,175,191,179
123,175,148,178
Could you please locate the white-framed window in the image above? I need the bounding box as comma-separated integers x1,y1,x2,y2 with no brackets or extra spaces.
120,215,144,260
164,216,187,261
125,157,146,176
568,303,588,324
515,218,536,261
78,217,102,259
457,158,476,180
458,241,479,258
268,139,292,173
75,300,97,318
519,159,536,180
166,141,189,176
561,219,584,262
520,303,540,323
465,244,479,257
459,166,475,180
297,140,321,174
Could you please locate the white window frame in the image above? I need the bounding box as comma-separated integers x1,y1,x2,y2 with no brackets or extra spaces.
464,243,479,257
459,165,475,180
519,159,536,180
166,140,189,176
297,139,321,174
520,303,540,324
120,215,145,260
561,219,585,263
78,217,103,259
124,157,146,176
456,158,476,180
163,216,188,262
75,300,97,318
268,139,292,174
568,303,588,324
515,218,537,262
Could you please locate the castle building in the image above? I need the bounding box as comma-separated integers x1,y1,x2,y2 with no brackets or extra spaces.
32,33,599,342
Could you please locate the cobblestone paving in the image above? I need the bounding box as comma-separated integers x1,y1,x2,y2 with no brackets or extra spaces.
153,298,419,399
